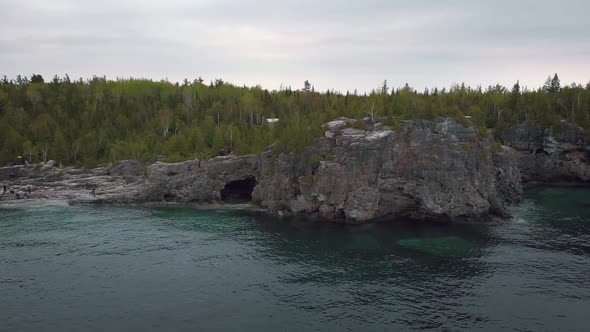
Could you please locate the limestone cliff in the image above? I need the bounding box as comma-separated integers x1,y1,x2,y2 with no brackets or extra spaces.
3,117,542,224
501,122,589,184
253,117,521,223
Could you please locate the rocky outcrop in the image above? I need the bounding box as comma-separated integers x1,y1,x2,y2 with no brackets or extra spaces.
0,161,145,203
2,117,527,224
253,117,522,223
501,122,589,183
134,156,259,203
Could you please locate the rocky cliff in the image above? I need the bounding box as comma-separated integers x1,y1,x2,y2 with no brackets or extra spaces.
253,117,521,223
2,117,533,223
501,122,589,184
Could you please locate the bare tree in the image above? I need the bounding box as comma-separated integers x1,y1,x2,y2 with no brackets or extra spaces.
494,104,504,122
41,145,49,163
159,110,172,137
367,103,377,122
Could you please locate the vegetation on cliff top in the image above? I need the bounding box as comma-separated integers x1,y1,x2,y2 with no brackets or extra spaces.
0,74,588,167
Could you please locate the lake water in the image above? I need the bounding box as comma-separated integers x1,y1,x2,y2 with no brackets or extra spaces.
1,187,589,331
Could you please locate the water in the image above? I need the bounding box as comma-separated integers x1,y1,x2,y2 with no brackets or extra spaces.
1,187,589,331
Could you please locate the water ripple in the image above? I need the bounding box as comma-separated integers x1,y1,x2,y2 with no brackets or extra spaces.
1,188,590,331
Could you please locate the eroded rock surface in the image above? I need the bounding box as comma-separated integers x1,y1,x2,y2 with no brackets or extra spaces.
253,117,522,223
2,117,534,224
502,122,590,183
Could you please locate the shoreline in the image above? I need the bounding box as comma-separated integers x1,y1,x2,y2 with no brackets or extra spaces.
2,184,588,226
522,181,590,189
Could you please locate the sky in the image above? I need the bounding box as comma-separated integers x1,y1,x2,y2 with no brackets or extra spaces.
1,0,589,92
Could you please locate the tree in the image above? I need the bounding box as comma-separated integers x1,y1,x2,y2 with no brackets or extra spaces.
551,73,561,93
212,126,225,152
0,73,588,166
39,143,49,163
510,81,525,121
23,141,34,162
0,124,23,163
30,74,44,84
31,113,56,141
544,73,561,94
380,80,389,95
303,80,311,91
158,109,173,137
53,129,68,163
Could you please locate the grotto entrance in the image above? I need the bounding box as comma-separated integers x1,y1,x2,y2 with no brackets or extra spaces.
220,177,257,203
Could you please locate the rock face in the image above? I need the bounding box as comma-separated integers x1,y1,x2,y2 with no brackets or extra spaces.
502,122,590,183
253,117,522,223
2,117,529,224
0,161,145,203
135,156,259,203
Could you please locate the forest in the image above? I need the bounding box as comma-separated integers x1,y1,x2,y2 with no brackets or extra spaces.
0,74,589,167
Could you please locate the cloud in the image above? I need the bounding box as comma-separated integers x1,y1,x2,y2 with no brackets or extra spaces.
0,0,588,91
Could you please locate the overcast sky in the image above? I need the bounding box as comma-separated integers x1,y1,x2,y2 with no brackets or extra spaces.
1,0,589,92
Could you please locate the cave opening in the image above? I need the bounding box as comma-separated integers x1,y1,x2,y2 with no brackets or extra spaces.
220,177,257,203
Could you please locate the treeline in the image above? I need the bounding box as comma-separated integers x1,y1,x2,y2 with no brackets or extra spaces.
0,74,589,167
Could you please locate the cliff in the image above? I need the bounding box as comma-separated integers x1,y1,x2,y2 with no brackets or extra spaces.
79,117,521,223
501,121,589,184
253,117,521,223
12,117,588,224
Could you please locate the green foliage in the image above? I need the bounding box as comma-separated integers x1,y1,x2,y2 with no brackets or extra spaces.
491,141,503,154
309,155,322,171
351,120,370,131
0,74,588,166
455,115,471,128
477,125,490,139
383,116,402,131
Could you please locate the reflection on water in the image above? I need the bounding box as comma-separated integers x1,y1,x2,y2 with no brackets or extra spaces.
1,188,590,331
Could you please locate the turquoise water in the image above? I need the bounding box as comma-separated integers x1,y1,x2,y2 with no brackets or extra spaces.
1,188,589,331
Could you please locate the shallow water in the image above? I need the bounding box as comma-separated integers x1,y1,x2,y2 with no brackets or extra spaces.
1,188,589,331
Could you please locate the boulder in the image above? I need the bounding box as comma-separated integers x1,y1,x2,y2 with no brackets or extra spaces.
43,160,58,168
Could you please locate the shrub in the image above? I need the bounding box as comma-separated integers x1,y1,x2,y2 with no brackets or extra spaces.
477,125,490,139
309,155,321,171
383,117,402,132
455,115,471,128
491,141,502,154
351,120,370,131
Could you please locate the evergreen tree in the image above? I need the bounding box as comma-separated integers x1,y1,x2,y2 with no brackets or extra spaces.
0,73,587,166
303,80,311,91
30,74,44,84
551,73,561,93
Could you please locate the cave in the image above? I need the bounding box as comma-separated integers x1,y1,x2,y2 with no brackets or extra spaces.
220,177,257,203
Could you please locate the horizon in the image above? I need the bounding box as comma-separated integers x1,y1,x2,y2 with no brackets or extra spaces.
1,0,589,93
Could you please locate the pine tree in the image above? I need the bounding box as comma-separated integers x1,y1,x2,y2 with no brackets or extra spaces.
303,80,311,91
551,73,561,93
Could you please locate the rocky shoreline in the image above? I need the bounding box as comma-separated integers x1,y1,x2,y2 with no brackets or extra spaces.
1,118,588,223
